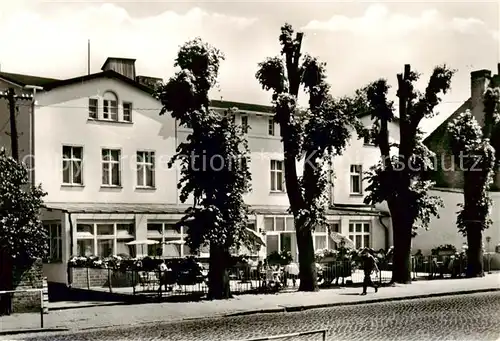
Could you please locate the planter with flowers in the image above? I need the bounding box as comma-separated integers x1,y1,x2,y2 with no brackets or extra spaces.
266,251,293,266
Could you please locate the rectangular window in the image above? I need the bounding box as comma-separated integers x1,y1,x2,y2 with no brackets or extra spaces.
136,151,155,188
103,100,118,121
266,235,279,255
88,98,98,119
314,235,327,250
268,118,275,136
348,222,371,249
62,146,83,185
123,102,132,122
350,165,362,194
146,222,187,258
328,222,341,249
77,239,94,257
275,217,285,231
270,160,285,192
76,222,135,257
102,149,121,186
329,223,340,233
241,116,248,134
264,216,294,232
44,223,62,262
280,233,292,253
264,217,274,232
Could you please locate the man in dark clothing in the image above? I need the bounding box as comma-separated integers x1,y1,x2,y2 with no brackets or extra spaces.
361,248,379,295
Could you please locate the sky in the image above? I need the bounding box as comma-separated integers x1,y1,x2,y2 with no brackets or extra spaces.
0,0,499,135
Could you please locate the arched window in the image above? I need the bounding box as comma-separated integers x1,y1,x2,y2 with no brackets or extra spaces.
103,91,118,121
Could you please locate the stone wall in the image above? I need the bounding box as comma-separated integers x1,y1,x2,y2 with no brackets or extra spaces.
69,268,137,289
11,258,43,313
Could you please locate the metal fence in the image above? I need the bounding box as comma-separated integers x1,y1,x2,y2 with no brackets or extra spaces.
411,255,492,280
69,255,493,300
71,260,392,300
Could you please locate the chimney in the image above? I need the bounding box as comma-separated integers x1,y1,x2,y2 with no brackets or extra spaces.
136,75,163,90
470,69,492,125
101,57,136,80
471,69,491,107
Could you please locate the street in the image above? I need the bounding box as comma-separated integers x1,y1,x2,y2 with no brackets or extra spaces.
8,291,500,341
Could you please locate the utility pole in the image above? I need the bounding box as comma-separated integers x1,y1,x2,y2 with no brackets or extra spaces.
0,88,19,161
0,88,34,162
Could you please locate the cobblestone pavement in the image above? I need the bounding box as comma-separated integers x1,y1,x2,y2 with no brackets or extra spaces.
9,292,500,341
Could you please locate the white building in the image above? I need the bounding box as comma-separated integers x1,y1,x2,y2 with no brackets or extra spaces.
0,57,398,287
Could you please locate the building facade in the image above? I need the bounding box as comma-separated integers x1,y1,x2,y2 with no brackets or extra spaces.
0,58,398,286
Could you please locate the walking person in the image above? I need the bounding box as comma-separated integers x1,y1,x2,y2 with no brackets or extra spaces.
360,248,378,295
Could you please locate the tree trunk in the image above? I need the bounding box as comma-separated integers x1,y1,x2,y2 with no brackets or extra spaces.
296,227,318,291
388,200,413,284
0,250,13,315
207,243,232,300
465,223,484,277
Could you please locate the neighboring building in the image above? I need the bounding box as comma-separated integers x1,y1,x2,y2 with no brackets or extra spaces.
424,65,500,190
0,57,398,288
414,65,500,263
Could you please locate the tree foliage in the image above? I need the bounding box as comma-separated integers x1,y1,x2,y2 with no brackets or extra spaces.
158,37,251,253
256,23,364,290
361,65,454,283
448,86,500,234
446,86,499,277
0,148,47,260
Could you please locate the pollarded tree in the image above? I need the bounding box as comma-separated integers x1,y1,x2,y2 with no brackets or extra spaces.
158,38,252,299
447,86,500,277
0,148,47,315
256,23,364,291
362,64,455,284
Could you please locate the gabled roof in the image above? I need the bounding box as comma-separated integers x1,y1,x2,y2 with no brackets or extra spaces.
42,70,154,95
0,69,399,124
0,71,60,87
423,98,472,145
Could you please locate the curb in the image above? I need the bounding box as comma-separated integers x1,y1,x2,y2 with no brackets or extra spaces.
0,328,69,336
49,302,130,311
224,287,500,317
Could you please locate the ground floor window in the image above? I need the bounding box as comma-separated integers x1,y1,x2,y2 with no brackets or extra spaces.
76,222,135,257
146,222,190,258
348,222,370,249
43,222,62,262
314,222,340,250
264,216,295,256
264,219,341,259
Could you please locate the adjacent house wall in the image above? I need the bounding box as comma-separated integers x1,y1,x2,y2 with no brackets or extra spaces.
413,189,500,258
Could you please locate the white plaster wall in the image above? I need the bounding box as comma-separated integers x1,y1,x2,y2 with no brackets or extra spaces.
34,78,177,204
412,189,500,255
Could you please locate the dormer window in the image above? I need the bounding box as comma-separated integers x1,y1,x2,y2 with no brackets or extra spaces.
103,91,118,121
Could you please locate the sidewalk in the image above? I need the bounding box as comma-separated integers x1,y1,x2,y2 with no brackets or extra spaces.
1,274,498,334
